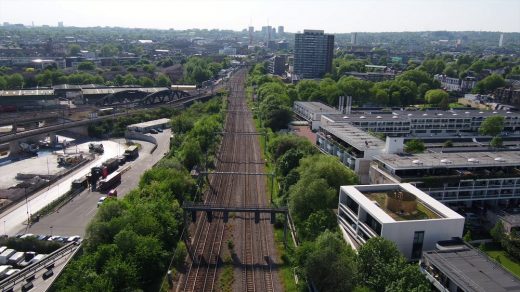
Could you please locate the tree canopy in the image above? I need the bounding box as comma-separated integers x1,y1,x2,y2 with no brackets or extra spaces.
479,115,505,137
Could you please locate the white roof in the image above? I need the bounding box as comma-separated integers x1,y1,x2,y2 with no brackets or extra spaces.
341,183,464,224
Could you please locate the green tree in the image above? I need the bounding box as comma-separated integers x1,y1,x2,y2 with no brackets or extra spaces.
295,230,357,292
404,139,425,153
177,138,202,170
138,76,155,87
473,74,506,93
7,73,24,89
357,237,404,291
479,115,505,136
296,79,320,101
491,221,504,242
68,44,81,56
123,73,138,86
463,230,472,242
425,89,449,105
100,44,120,57
490,136,503,148
155,73,172,87
78,61,96,70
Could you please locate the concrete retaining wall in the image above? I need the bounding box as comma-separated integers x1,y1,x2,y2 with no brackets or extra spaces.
124,131,158,153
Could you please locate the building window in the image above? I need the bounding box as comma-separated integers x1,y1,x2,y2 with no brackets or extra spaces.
411,231,425,259
346,196,359,215
364,213,382,235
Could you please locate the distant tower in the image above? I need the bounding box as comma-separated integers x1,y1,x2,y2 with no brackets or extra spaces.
351,32,357,45
58,21,63,27
248,26,254,45
31,21,34,27
499,33,504,47
278,26,284,35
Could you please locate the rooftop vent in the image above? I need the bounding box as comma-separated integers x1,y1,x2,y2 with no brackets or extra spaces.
468,158,479,163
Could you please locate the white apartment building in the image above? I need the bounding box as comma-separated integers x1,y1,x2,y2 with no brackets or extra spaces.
338,183,465,260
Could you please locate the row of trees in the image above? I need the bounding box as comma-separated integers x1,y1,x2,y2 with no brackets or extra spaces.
0,70,173,89
295,233,431,292
182,56,229,84
250,61,443,112
247,65,432,290
54,98,225,291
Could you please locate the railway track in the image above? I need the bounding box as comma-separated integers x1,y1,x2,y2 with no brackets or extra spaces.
180,69,279,292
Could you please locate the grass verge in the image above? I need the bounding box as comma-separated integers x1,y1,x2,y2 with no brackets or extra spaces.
482,242,520,278
218,264,234,292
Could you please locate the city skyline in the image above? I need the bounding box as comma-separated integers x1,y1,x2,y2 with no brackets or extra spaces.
0,0,519,33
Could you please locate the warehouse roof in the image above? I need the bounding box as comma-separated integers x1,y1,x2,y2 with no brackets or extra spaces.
127,118,171,129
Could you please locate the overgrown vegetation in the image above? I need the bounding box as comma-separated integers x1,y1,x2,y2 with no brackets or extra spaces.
53,97,225,292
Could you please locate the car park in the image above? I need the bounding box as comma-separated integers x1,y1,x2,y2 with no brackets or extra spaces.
37,235,51,241
66,236,81,243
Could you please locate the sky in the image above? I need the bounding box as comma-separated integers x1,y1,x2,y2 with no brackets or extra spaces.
0,0,519,33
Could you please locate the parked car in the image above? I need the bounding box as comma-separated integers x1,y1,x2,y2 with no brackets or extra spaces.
156,128,163,133
97,196,107,207
66,236,81,243
37,235,51,241
149,129,158,134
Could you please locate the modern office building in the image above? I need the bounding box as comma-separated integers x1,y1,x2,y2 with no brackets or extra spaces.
293,101,340,130
351,32,357,45
268,55,286,76
277,26,284,35
294,30,334,79
318,124,392,183
370,151,520,206
338,183,464,260
421,240,520,292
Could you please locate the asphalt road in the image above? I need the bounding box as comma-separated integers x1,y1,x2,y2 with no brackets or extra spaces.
17,129,171,238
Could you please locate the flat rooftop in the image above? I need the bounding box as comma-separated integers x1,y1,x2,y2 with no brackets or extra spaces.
424,246,520,292
342,184,462,224
294,101,340,115
323,124,385,151
0,89,54,97
322,109,520,123
375,151,520,170
128,118,171,128
82,87,168,95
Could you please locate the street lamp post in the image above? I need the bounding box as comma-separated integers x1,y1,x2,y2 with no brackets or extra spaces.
24,187,30,225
